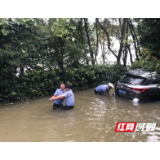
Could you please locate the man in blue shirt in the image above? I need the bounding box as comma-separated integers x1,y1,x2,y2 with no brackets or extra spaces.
50,83,66,110
94,83,114,95
49,83,74,110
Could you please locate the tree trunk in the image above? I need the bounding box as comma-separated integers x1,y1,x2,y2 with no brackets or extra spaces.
95,18,99,62
97,18,117,59
80,18,84,44
128,19,139,61
56,37,65,81
20,67,24,75
127,44,133,65
60,47,64,80
118,18,122,32
101,41,105,64
84,18,95,65
117,18,127,64
78,19,88,65
60,45,64,80
128,18,141,56
123,21,129,68
123,46,128,68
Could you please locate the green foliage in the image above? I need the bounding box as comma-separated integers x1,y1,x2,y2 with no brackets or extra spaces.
0,18,35,36
135,19,160,78
0,64,125,102
54,18,71,38
137,18,160,59
129,48,160,79
0,18,126,103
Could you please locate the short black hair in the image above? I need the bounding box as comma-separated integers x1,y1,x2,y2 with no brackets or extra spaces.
65,83,72,89
106,85,112,90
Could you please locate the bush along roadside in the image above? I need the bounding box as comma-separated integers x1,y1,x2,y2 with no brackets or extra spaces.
0,64,125,103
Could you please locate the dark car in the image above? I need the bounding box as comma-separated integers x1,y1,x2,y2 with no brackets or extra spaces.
114,69,160,102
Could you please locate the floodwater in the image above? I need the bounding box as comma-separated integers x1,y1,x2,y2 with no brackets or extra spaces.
0,88,160,142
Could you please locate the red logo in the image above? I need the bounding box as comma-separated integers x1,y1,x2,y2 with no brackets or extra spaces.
115,122,136,132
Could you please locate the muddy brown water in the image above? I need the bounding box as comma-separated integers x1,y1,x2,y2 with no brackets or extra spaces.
0,88,160,142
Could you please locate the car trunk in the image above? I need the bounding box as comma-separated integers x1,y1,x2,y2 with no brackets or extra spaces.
115,74,147,101
115,82,135,100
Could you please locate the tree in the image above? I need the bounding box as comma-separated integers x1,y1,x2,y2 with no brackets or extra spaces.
131,18,160,77
0,18,127,102
128,18,141,60
84,18,95,65
137,18,160,59
97,18,128,64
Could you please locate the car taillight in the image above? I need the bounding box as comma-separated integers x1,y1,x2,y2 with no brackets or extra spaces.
131,88,150,92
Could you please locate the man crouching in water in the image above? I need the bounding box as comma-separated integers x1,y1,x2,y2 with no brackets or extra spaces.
49,83,74,110
51,83,66,110
94,83,114,95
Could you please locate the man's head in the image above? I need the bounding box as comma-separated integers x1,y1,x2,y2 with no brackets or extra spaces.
65,83,72,91
107,83,114,90
60,83,65,90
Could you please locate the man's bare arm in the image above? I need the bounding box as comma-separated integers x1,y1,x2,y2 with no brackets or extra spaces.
49,94,65,100
105,89,109,96
50,95,56,99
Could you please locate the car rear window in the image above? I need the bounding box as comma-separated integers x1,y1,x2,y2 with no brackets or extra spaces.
119,74,146,85
152,80,160,84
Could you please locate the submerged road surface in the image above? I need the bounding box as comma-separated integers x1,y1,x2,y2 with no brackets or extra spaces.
0,88,160,142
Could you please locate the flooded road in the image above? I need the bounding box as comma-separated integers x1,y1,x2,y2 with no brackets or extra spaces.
0,88,160,142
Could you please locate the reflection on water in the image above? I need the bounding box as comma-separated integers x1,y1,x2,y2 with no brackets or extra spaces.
0,88,160,142
132,98,139,106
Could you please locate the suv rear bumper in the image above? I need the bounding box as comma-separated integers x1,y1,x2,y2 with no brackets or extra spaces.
114,91,149,102
114,92,133,102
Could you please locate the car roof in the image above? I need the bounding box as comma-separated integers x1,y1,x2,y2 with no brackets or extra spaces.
125,69,156,79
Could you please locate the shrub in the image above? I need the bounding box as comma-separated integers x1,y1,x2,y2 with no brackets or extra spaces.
0,64,125,102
